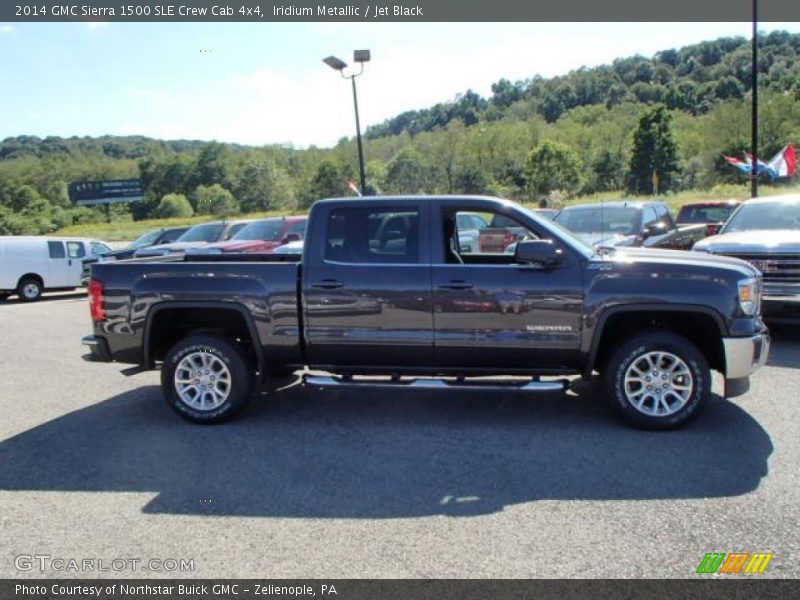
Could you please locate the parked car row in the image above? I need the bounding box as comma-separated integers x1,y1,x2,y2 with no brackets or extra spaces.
6,196,800,315
78,215,309,284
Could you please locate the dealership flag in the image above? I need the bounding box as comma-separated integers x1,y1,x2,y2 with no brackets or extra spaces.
766,144,796,178
723,154,751,173
723,145,796,179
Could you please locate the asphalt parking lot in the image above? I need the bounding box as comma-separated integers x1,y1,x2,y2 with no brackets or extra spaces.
1,293,799,578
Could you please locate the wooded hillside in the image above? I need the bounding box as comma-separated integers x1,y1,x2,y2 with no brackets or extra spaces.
1,32,798,235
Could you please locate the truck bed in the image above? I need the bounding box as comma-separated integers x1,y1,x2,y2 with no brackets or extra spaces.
90,256,303,367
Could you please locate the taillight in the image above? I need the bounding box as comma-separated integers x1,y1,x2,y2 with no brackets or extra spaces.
88,279,106,321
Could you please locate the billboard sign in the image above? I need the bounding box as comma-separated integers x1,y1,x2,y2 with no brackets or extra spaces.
68,179,143,206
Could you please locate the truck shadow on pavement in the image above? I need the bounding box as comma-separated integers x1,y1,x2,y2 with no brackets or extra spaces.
0,380,772,518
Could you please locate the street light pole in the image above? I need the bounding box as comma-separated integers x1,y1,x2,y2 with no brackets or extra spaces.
350,74,367,195
323,50,371,195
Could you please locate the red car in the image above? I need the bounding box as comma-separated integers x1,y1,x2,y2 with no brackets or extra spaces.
676,200,741,237
198,216,307,254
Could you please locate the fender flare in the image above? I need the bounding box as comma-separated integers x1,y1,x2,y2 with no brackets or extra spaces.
583,303,728,376
143,300,265,373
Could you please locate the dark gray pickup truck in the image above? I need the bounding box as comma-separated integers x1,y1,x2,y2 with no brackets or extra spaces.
83,196,770,430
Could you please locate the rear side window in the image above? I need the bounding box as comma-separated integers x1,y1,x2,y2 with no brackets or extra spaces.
325,208,419,264
66,241,86,259
48,241,66,258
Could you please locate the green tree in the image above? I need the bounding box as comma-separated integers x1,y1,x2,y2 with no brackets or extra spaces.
300,160,350,208
195,184,239,217
590,149,627,192
386,147,433,194
156,193,194,218
453,166,489,194
525,140,585,200
235,159,296,213
627,105,681,194
191,141,233,189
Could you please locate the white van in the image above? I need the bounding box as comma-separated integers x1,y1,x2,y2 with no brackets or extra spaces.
0,236,111,302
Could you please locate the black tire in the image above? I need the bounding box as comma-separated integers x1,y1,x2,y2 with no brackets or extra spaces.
161,334,255,424
17,277,43,302
604,330,710,430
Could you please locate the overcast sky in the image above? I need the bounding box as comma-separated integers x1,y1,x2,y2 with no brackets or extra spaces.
1,22,798,147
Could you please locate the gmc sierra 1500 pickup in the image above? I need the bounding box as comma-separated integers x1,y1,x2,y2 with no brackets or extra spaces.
82,196,770,430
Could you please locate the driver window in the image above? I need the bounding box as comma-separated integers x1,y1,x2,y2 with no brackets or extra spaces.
448,210,537,263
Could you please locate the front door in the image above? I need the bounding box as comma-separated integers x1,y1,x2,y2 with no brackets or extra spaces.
302,204,434,369
46,240,85,287
432,206,584,371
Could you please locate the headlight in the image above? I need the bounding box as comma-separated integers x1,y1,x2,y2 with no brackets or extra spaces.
737,277,761,316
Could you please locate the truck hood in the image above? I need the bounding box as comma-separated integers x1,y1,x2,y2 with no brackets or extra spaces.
693,229,800,253
606,247,758,278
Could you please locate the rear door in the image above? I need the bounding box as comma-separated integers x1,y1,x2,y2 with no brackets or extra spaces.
302,202,433,368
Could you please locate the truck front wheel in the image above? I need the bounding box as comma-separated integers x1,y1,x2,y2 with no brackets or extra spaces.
161,334,254,423
604,330,710,430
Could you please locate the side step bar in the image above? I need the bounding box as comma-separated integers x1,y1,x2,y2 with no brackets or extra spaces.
304,375,568,392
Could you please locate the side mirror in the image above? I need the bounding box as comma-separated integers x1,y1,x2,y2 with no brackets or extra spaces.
643,221,668,239
514,240,563,268
283,233,301,244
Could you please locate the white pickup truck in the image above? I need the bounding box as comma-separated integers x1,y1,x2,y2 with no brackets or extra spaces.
693,194,800,322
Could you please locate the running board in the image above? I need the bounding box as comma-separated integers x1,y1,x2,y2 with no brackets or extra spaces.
303,375,568,392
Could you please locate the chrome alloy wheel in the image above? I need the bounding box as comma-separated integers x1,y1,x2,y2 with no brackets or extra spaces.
174,351,232,411
623,351,693,417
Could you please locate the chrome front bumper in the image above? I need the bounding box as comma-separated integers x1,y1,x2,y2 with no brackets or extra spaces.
723,333,770,379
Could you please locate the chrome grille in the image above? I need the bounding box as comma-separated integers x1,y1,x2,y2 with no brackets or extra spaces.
722,253,800,283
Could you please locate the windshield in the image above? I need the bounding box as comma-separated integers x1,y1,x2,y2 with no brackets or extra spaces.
721,201,800,233
555,206,640,235
233,220,286,241
177,222,224,243
128,229,162,249
677,204,738,224
512,204,594,257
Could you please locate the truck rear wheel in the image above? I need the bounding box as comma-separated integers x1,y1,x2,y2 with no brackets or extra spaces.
604,330,710,430
161,334,255,423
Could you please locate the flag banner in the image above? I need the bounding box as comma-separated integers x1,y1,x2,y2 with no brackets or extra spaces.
766,145,797,178
723,146,796,179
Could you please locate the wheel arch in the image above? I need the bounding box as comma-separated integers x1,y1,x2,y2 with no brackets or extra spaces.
17,272,45,288
585,305,726,377
144,301,265,374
